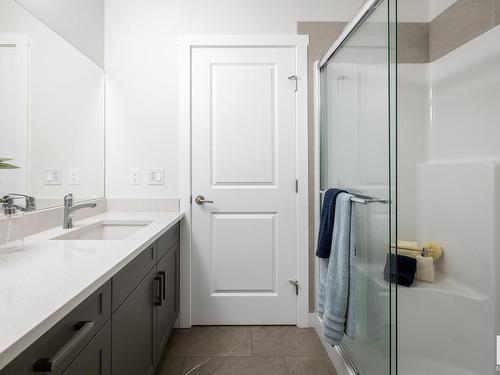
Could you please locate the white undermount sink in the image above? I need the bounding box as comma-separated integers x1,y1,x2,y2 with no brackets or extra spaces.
51,220,152,241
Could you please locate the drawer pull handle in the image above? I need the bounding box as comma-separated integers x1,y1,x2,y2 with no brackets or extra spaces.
159,271,166,300
33,321,95,372
154,275,163,306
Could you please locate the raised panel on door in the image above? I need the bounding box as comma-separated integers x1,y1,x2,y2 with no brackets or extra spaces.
210,64,276,186
62,322,111,375
211,213,276,293
192,46,298,325
156,244,178,359
112,268,156,375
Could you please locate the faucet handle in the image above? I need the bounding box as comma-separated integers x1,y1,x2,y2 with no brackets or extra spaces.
64,193,73,207
2,194,36,215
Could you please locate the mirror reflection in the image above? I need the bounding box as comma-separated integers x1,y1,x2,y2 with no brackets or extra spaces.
0,0,105,211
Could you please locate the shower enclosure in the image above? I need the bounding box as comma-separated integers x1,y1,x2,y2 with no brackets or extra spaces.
318,1,397,373
317,0,500,374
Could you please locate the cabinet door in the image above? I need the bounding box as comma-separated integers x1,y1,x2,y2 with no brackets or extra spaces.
112,268,157,375
62,322,111,375
156,243,178,358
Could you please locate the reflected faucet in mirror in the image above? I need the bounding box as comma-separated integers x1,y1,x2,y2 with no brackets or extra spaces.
63,194,97,229
1,194,36,216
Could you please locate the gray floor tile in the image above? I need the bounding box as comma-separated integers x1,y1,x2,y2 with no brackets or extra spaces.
251,326,327,357
286,357,337,375
156,355,186,375
166,327,252,357
181,357,288,375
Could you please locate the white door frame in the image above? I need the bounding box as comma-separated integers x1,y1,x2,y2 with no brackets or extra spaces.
178,35,309,328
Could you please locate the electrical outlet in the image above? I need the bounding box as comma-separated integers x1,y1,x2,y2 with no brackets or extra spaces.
69,168,80,185
130,168,141,185
44,169,62,185
148,168,164,185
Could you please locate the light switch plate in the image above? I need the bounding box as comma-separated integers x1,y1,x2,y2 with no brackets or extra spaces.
69,168,80,185
44,169,62,185
148,168,164,185
130,168,141,185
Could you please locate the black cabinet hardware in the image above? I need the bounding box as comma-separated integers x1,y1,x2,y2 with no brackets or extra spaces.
33,321,95,372
154,275,163,306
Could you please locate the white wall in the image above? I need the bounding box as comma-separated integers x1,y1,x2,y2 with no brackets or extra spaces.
397,64,430,240
429,25,500,161
105,0,365,199
15,0,105,66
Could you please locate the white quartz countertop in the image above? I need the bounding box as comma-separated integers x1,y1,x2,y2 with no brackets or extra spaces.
0,211,184,370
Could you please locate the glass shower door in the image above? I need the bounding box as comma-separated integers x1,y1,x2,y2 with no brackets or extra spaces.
319,0,397,373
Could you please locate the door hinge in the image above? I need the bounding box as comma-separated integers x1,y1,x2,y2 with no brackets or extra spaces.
288,75,298,92
295,179,299,193
190,195,192,204
289,279,299,296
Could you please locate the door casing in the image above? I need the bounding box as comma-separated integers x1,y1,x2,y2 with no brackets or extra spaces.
178,35,309,328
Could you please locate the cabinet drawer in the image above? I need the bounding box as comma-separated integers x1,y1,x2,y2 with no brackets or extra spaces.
1,281,111,375
62,321,111,375
157,224,179,261
112,243,156,312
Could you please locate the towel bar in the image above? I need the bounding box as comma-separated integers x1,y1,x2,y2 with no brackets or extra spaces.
319,190,390,205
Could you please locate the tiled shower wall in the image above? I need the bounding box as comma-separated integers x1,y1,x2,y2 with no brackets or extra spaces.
430,0,500,61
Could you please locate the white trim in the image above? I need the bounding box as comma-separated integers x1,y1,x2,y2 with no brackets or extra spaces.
178,39,193,328
177,35,309,47
309,313,357,375
313,61,321,313
295,38,309,328
178,35,309,328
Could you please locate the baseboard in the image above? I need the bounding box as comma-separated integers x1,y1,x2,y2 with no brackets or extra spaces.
309,313,357,375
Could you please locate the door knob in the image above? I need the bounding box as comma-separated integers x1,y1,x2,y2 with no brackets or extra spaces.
195,195,214,205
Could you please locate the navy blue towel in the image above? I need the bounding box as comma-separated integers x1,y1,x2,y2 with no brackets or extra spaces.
383,253,417,287
316,188,346,259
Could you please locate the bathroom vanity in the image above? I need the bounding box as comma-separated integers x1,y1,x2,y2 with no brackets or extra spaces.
0,212,183,375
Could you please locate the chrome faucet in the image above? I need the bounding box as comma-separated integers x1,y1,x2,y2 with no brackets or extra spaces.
63,194,97,229
1,194,36,216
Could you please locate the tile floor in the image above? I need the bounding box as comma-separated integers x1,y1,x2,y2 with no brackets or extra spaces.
156,326,337,375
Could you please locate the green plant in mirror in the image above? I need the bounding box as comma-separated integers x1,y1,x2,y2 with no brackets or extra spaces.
0,158,19,169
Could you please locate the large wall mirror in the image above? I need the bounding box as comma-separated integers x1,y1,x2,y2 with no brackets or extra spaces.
0,0,105,211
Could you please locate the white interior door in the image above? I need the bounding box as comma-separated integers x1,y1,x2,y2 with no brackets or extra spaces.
0,35,29,193
191,45,298,325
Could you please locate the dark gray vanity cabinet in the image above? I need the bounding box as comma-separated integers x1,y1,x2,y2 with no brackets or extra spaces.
156,242,179,359
112,267,157,375
0,222,180,375
111,223,179,375
0,282,111,375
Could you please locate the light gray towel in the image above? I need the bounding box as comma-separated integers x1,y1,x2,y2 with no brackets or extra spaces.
317,192,357,345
